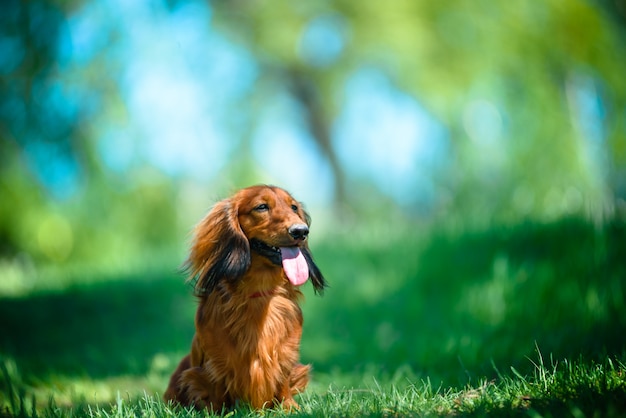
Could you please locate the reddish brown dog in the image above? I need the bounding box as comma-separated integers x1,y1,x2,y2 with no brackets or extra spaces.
164,185,326,410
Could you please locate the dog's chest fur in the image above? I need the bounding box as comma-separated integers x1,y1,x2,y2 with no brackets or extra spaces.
194,289,304,406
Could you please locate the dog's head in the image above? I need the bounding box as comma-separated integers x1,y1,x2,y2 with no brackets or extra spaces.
186,185,326,296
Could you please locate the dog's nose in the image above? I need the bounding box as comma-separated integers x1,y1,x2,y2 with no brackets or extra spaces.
288,224,309,240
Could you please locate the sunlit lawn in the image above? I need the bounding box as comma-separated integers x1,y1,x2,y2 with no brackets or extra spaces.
1,216,626,416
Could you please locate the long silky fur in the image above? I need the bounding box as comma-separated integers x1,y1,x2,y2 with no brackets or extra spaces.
301,246,326,294
299,208,326,294
185,200,250,295
165,186,327,411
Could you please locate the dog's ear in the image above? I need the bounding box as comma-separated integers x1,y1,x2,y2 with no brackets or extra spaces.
185,199,250,295
299,205,326,295
302,246,327,295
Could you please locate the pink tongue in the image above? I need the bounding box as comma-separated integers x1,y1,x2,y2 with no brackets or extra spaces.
281,247,309,286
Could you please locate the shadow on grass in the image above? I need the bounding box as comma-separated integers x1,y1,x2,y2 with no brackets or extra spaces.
0,272,196,383
301,216,626,386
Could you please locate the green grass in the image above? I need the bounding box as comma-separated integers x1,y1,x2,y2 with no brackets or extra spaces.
1,216,626,417
3,356,626,417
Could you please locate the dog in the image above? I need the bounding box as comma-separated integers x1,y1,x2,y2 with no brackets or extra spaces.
164,185,326,411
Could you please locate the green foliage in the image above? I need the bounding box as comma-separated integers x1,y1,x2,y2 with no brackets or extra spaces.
2,0,626,264
213,0,626,214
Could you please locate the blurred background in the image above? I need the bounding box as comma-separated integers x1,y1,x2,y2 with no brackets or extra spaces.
1,0,626,406
2,0,626,269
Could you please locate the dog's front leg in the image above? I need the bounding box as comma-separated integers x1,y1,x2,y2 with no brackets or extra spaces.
289,363,311,394
180,366,230,411
273,363,311,410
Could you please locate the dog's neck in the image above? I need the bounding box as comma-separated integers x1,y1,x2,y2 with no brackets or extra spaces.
249,239,282,266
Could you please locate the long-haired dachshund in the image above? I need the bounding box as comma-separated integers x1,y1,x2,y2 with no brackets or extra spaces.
164,185,326,411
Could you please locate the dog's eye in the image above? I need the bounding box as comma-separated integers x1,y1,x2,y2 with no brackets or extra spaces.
254,203,269,212
291,204,298,213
